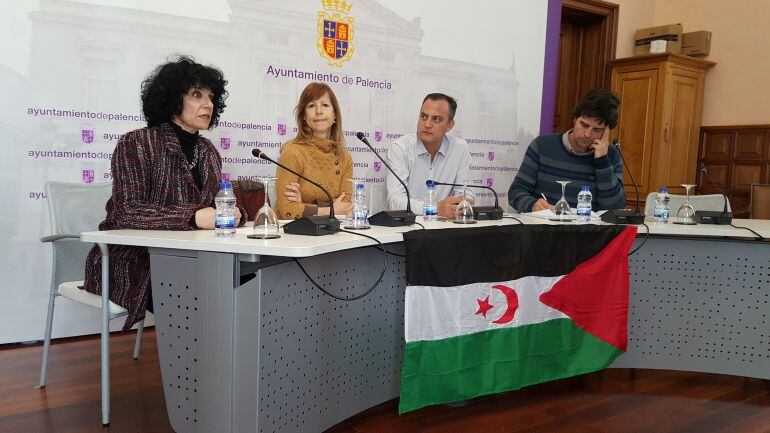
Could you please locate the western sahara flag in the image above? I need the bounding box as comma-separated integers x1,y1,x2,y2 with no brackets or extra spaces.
399,224,637,413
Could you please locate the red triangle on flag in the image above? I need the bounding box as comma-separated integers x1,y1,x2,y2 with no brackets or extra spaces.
539,226,637,351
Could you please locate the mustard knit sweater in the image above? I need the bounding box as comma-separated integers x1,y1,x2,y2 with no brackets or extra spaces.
274,139,353,219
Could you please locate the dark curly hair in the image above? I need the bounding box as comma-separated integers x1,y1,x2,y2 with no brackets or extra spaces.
140,55,228,129
571,89,621,129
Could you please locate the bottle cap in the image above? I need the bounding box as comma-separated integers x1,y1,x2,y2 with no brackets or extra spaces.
219,182,232,189
428,182,436,189
659,187,668,193
581,185,589,191
356,183,364,189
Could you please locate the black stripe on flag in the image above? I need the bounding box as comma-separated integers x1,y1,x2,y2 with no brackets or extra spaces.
403,225,628,287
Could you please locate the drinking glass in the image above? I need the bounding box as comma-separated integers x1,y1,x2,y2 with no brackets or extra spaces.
453,182,476,224
675,183,697,225
554,180,572,220
247,176,281,239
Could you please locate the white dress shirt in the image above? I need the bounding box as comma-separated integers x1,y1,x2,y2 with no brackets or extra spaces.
386,133,474,213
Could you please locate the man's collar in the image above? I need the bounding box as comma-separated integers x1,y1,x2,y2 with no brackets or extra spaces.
562,130,593,156
418,135,448,156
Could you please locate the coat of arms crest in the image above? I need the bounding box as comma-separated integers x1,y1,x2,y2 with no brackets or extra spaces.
317,0,355,67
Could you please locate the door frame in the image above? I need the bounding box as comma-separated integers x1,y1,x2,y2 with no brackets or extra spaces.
562,0,619,87
553,0,619,133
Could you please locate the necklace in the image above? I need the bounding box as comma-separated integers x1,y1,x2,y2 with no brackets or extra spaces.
187,142,200,170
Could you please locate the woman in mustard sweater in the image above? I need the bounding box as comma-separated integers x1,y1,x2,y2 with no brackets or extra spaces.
274,82,353,219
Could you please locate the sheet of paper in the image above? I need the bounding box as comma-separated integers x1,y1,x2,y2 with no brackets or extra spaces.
524,209,602,221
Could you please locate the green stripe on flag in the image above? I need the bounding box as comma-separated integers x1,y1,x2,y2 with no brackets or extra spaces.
398,318,622,413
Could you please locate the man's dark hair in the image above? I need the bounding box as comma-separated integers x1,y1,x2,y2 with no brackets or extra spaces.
422,93,458,120
140,55,228,129
571,89,620,129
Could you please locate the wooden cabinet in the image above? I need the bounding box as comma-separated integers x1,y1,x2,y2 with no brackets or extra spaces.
610,53,714,207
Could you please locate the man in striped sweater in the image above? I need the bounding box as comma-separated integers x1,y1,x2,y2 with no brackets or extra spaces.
508,89,626,213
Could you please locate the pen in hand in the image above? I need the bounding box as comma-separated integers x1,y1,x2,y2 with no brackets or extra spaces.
540,193,548,203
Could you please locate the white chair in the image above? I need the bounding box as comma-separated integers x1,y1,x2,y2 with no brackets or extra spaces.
750,184,770,219
266,179,277,210
39,181,145,426
368,182,388,215
644,192,731,217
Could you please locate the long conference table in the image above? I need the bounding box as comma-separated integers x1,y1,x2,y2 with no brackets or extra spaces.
80,216,770,433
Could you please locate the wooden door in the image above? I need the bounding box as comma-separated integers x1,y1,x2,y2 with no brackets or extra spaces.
553,0,618,133
554,20,582,133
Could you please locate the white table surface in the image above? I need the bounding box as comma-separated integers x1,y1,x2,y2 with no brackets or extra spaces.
79,217,770,258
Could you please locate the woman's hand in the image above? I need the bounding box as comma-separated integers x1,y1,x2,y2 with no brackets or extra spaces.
195,207,242,229
195,207,216,229
284,182,302,203
319,193,350,216
332,193,350,215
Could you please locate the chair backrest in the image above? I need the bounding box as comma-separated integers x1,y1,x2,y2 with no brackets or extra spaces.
644,192,731,217
368,182,387,215
45,181,113,286
750,183,770,219
231,179,265,222
266,180,276,211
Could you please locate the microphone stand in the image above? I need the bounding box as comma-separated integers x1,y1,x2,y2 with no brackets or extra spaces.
600,139,645,224
355,133,416,226
251,149,340,236
695,164,733,225
425,180,503,220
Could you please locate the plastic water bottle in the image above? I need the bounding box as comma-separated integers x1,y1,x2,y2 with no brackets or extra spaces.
576,186,592,223
346,183,369,228
215,182,237,238
653,187,671,224
423,183,438,222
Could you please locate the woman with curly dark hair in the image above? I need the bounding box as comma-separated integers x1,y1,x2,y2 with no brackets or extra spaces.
83,55,241,330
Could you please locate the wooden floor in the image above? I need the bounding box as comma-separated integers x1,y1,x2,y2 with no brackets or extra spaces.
1,329,769,433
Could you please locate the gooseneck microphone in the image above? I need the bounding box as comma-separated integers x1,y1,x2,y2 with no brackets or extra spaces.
696,164,733,225
600,139,645,224
251,149,340,236
355,132,416,226
425,179,503,220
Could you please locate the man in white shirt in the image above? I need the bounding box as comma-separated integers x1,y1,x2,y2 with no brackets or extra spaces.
386,93,474,218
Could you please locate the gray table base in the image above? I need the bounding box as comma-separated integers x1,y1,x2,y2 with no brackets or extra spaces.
148,236,770,433
150,246,406,433
613,236,770,378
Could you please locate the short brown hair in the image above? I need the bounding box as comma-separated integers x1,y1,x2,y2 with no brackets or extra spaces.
422,93,457,120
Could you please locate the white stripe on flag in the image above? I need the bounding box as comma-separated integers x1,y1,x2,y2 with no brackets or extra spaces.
404,275,567,343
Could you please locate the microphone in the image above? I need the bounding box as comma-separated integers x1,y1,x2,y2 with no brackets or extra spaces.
425,179,503,220
355,132,416,226
251,149,340,236
600,139,645,224
695,164,733,225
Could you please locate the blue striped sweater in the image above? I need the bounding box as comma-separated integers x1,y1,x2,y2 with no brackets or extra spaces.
507,133,626,212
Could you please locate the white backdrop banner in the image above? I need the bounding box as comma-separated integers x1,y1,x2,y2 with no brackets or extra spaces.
0,0,548,343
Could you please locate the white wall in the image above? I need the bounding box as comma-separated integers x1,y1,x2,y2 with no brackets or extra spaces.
0,0,549,343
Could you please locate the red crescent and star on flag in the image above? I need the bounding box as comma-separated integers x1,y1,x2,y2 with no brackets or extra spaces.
475,284,519,324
